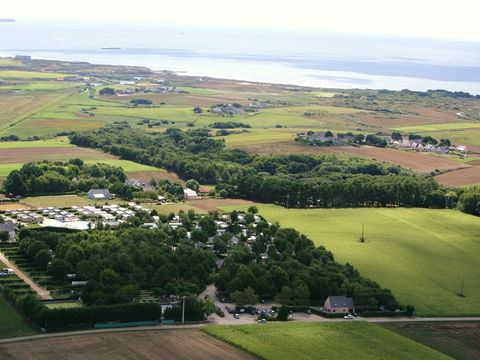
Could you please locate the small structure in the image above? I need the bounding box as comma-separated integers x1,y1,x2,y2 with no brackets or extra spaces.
198,186,210,196
324,296,355,313
88,188,111,200
0,222,15,242
14,55,31,61
183,188,198,200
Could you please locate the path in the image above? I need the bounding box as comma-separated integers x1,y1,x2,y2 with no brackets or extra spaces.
0,251,52,300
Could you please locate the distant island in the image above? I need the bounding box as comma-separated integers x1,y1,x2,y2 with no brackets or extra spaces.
0,18,16,22
101,47,122,50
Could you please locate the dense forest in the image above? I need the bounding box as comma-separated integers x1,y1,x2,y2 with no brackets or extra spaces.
16,209,400,311
18,226,215,306
70,125,447,208
3,159,128,197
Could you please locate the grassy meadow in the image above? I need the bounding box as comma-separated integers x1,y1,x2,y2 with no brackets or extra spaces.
220,205,480,316
0,297,36,339
204,322,451,360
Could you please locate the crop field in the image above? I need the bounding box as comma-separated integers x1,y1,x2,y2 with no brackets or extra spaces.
392,122,480,133
0,296,35,340
236,141,468,174
204,322,450,360
220,205,480,316
434,166,480,187
381,322,480,360
0,329,255,360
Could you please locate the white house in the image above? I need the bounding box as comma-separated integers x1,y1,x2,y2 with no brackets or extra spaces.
87,189,111,200
183,188,198,200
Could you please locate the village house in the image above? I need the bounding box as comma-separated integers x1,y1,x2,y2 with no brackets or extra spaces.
87,188,111,200
183,188,199,200
324,295,355,313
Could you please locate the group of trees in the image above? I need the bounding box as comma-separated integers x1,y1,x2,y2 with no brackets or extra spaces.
17,227,215,306
215,226,399,311
3,159,127,197
70,125,449,209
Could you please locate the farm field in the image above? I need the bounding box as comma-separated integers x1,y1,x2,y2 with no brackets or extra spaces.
434,166,480,187
381,322,480,360
0,296,35,340
220,205,480,316
235,141,468,174
0,329,255,360
204,322,450,360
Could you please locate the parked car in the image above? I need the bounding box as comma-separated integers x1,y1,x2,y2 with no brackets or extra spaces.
344,314,354,320
234,313,240,319
258,318,267,324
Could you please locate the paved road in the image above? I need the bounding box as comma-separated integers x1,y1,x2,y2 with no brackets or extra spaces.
0,251,52,300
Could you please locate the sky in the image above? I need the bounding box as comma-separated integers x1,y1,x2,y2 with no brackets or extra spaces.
2,0,480,42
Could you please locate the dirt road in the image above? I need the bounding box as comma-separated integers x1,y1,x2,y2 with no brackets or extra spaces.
0,251,52,300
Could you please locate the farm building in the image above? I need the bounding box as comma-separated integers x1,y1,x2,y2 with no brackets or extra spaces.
324,296,355,313
183,188,198,200
87,188,111,200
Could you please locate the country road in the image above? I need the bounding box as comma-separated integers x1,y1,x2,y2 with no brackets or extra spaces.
0,251,52,300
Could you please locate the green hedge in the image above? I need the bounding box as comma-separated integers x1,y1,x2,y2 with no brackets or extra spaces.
44,302,162,329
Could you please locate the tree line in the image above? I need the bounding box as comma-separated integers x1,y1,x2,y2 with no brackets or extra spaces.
69,125,450,209
3,159,127,197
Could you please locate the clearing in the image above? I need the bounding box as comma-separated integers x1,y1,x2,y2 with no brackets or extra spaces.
220,205,480,316
204,322,450,360
0,329,255,360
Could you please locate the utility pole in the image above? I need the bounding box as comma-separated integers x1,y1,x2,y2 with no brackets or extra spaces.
181,296,186,324
360,224,365,243
459,278,465,297
286,194,290,209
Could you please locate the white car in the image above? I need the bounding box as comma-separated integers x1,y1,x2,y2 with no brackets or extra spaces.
344,314,354,320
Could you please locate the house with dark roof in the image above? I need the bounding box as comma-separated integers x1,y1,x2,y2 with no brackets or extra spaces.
87,188,111,200
324,295,354,313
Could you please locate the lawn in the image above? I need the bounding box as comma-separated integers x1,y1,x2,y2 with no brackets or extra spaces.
220,205,480,316
204,322,450,360
0,296,36,339
381,322,480,360
44,301,82,309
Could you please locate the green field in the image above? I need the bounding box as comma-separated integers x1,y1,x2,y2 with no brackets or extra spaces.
204,322,450,360
0,137,72,149
0,296,36,339
0,159,160,177
220,205,480,316
0,71,66,80
392,122,480,133
83,159,160,172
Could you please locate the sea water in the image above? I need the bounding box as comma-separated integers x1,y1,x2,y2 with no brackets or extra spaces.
1,20,479,93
